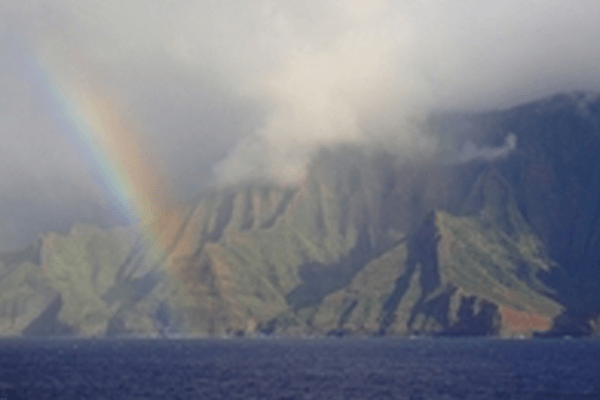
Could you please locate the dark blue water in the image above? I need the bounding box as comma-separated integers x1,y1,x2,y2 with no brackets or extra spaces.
0,338,599,399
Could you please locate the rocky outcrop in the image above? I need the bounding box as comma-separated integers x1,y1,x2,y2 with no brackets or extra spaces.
0,92,599,337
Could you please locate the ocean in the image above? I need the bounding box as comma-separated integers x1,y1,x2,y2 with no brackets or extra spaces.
0,338,598,399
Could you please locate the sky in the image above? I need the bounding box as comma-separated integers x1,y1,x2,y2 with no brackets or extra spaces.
1,0,600,250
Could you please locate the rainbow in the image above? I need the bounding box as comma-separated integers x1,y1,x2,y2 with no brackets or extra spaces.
32,52,186,267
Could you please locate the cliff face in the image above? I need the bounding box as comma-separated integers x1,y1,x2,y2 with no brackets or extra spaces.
1,92,599,337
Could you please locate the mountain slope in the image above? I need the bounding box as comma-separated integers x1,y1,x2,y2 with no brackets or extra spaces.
1,92,600,337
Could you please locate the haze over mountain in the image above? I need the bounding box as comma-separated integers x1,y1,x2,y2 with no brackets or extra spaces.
1,1,600,336
1,92,600,337
2,1,600,252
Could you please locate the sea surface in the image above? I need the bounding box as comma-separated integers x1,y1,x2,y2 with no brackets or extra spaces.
0,337,599,399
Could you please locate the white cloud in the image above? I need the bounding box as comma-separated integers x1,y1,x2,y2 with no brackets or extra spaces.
1,0,600,245
457,133,518,163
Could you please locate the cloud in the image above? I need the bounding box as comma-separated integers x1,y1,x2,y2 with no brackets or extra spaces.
457,133,518,164
1,0,600,246
209,0,600,184
212,1,439,184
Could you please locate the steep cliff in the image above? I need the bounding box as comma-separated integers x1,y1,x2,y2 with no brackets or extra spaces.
1,92,599,337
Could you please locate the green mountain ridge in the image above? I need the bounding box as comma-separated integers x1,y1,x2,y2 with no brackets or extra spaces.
1,92,600,338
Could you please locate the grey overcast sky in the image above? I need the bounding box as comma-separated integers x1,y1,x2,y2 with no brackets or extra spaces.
1,0,600,249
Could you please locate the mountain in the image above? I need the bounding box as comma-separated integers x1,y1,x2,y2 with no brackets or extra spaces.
1,92,600,338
